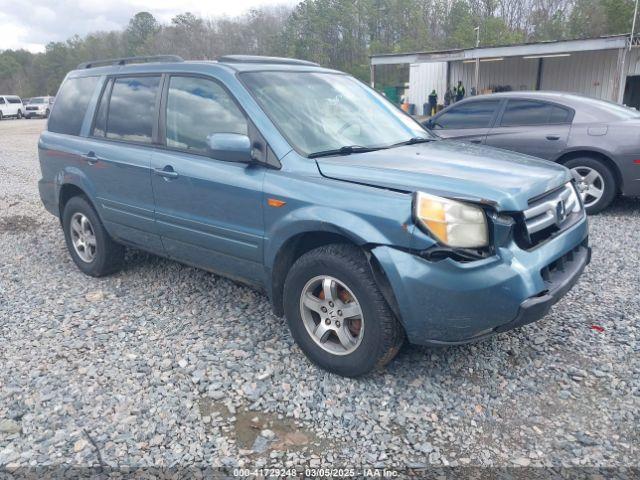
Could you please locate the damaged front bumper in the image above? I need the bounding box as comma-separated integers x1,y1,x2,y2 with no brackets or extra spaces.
371,215,589,345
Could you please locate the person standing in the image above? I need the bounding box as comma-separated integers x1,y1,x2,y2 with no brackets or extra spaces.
455,81,465,102
444,88,452,107
428,89,438,116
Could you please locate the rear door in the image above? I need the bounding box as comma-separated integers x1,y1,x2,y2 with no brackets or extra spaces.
485,99,572,160
80,75,163,251
150,74,266,284
428,99,502,144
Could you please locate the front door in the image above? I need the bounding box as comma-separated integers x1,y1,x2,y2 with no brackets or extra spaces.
485,99,572,160
150,75,265,285
428,99,502,144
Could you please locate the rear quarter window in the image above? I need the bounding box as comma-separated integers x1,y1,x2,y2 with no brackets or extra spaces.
48,76,100,136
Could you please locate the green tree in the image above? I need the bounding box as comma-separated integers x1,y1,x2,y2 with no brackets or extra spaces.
126,12,159,55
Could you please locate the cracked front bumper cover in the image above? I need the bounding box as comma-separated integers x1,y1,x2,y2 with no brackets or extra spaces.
371,216,589,345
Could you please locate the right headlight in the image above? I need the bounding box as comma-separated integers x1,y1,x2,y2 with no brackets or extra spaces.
413,191,489,248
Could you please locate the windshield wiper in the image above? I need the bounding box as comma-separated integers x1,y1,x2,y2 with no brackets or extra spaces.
308,145,385,158
387,137,434,148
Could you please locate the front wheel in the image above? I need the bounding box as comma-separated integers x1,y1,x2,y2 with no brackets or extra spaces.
283,244,404,377
62,196,124,277
565,157,616,214
16,109,22,119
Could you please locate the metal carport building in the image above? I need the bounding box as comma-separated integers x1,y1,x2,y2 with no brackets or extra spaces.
370,34,640,113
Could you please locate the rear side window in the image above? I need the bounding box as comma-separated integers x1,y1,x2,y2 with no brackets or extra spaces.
165,76,247,153
434,100,500,129
104,76,160,143
0,98,5,104
49,76,100,136
500,100,572,126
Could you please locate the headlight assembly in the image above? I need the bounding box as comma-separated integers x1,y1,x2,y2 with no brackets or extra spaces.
413,191,489,248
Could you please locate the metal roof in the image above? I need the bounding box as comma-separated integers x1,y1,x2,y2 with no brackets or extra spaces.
371,34,631,65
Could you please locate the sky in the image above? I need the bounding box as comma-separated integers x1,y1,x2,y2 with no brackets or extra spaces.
0,0,295,53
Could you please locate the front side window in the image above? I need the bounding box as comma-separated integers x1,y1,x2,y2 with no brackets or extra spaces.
165,76,247,153
49,76,100,136
105,76,160,143
434,100,500,129
241,71,432,156
0,98,5,105
8,97,21,104
501,100,572,126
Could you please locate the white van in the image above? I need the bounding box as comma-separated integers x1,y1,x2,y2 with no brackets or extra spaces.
0,95,24,120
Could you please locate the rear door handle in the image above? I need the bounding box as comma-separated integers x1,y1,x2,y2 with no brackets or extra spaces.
82,151,102,165
546,135,560,141
154,166,179,179
469,139,482,144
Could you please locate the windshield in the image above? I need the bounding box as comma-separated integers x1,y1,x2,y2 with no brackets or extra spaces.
241,71,433,156
30,97,46,104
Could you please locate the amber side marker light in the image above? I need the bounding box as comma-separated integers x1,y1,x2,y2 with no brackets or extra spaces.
267,198,286,208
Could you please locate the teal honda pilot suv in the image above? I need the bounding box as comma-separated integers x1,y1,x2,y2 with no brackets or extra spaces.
38,55,590,377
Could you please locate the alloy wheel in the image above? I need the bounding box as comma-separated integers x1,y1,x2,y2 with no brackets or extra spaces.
299,275,365,355
571,166,604,209
70,212,97,262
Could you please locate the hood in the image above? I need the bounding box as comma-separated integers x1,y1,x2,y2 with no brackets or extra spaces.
315,141,571,211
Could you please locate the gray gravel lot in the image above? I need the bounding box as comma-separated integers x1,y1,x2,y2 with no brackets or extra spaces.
0,119,638,471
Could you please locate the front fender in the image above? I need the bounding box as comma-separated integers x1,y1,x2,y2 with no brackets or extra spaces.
264,205,415,268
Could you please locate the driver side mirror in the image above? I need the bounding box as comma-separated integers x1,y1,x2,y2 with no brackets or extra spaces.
206,133,253,163
424,119,434,129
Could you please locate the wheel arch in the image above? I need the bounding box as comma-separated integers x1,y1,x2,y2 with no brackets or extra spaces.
555,149,623,193
268,229,402,323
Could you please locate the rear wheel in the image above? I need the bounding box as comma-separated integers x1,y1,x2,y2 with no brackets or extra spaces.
0,111,3,121
564,157,616,214
62,196,124,277
45,108,50,118
16,109,22,119
283,244,404,377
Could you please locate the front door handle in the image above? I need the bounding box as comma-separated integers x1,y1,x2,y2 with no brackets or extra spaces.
154,166,179,179
546,135,560,141
82,151,102,165
469,139,482,144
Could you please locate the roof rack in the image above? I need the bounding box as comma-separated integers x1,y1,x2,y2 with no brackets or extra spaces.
217,55,319,67
77,55,184,69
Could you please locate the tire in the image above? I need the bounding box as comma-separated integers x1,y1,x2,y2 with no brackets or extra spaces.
0,111,3,121
283,243,404,377
45,109,50,118
16,109,22,119
564,157,616,214
62,195,124,277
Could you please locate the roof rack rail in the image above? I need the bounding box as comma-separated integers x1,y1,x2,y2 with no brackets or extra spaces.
217,55,319,67
77,55,184,69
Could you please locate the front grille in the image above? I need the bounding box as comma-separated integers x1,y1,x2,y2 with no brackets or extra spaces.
26,106,38,111
516,183,582,249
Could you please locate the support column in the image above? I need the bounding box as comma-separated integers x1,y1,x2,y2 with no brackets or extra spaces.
613,47,628,103
370,63,376,89
474,57,479,94
535,58,544,90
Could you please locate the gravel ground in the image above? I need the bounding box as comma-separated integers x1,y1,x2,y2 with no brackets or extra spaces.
0,119,638,472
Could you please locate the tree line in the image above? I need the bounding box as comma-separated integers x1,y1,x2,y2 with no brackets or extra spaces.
0,0,635,97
